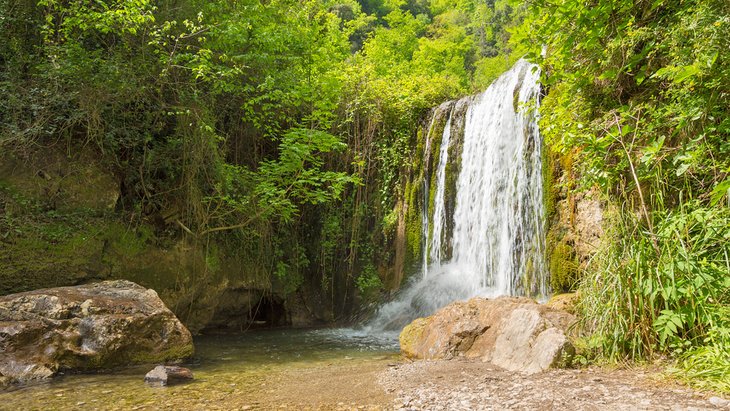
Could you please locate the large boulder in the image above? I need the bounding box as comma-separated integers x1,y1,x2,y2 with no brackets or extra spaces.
399,297,575,374
0,280,194,382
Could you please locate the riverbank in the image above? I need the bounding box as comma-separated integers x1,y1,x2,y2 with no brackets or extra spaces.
2,329,727,410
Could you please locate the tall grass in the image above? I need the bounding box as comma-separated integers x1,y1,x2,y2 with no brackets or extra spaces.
670,330,730,393
578,200,730,391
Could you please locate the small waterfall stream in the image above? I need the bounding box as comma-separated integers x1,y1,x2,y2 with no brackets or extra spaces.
428,113,453,269
370,60,548,331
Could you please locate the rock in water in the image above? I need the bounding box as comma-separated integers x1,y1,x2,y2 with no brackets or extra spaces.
144,365,193,386
0,280,194,383
399,297,575,373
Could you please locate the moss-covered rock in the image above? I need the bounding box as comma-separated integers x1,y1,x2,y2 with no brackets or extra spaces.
542,141,604,294
549,240,579,292
0,150,279,334
399,317,429,358
0,148,119,212
545,292,578,315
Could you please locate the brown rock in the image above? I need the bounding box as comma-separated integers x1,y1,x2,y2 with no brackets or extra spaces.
0,280,194,383
0,373,17,389
144,365,194,386
399,296,575,373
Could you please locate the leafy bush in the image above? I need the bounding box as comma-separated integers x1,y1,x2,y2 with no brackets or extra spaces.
580,203,729,360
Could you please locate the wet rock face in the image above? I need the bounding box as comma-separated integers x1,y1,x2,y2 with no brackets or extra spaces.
399,297,575,373
144,365,194,386
0,280,194,383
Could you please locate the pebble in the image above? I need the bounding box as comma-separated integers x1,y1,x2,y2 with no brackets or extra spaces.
377,359,723,410
710,397,730,408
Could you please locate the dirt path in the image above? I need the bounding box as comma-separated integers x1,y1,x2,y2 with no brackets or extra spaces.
243,357,728,410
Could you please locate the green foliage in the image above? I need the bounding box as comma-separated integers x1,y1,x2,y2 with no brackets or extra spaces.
579,204,729,360
517,0,730,388
356,263,384,295
549,240,579,293
254,128,359,223
670,336,730,394
521,0,729,200
37,0,155,41
273,240,309,295
473,55,511,90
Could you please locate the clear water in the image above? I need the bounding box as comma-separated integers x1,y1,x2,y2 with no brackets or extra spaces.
369,59,548,331
0,329,399,409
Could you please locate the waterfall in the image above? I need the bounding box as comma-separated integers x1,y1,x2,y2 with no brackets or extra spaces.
449,59,546,296
369,59,548,332
428,113,452,269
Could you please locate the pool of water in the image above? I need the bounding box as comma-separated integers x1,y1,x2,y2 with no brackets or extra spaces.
0,328,400,410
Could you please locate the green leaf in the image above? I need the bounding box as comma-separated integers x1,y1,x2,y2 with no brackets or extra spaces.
710,178,730,206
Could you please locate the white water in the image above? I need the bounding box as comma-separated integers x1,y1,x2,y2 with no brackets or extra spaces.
369,60,548,332
428,113,452,268
449,59,546,296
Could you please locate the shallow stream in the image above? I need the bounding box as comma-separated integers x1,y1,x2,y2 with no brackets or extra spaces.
1,328,400,410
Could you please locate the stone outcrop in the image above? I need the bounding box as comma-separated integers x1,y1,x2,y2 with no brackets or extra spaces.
0,280,194,382
144,365,194,386
399,297,575,374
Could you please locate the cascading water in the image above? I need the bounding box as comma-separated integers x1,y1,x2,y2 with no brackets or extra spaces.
428,113,452,268
369,59,549,332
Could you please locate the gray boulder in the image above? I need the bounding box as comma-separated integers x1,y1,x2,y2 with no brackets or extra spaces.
0,280,194,382
400,296,575,373
144,365,194,386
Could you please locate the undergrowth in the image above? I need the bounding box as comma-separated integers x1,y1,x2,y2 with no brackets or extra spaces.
578,202,730,392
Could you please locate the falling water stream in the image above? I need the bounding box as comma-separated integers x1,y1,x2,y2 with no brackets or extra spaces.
428,113,453,268
370,59,548,331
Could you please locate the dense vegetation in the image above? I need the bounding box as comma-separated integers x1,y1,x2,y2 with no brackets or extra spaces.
1,0,728,392
0,0,523,319
519,0,729,391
